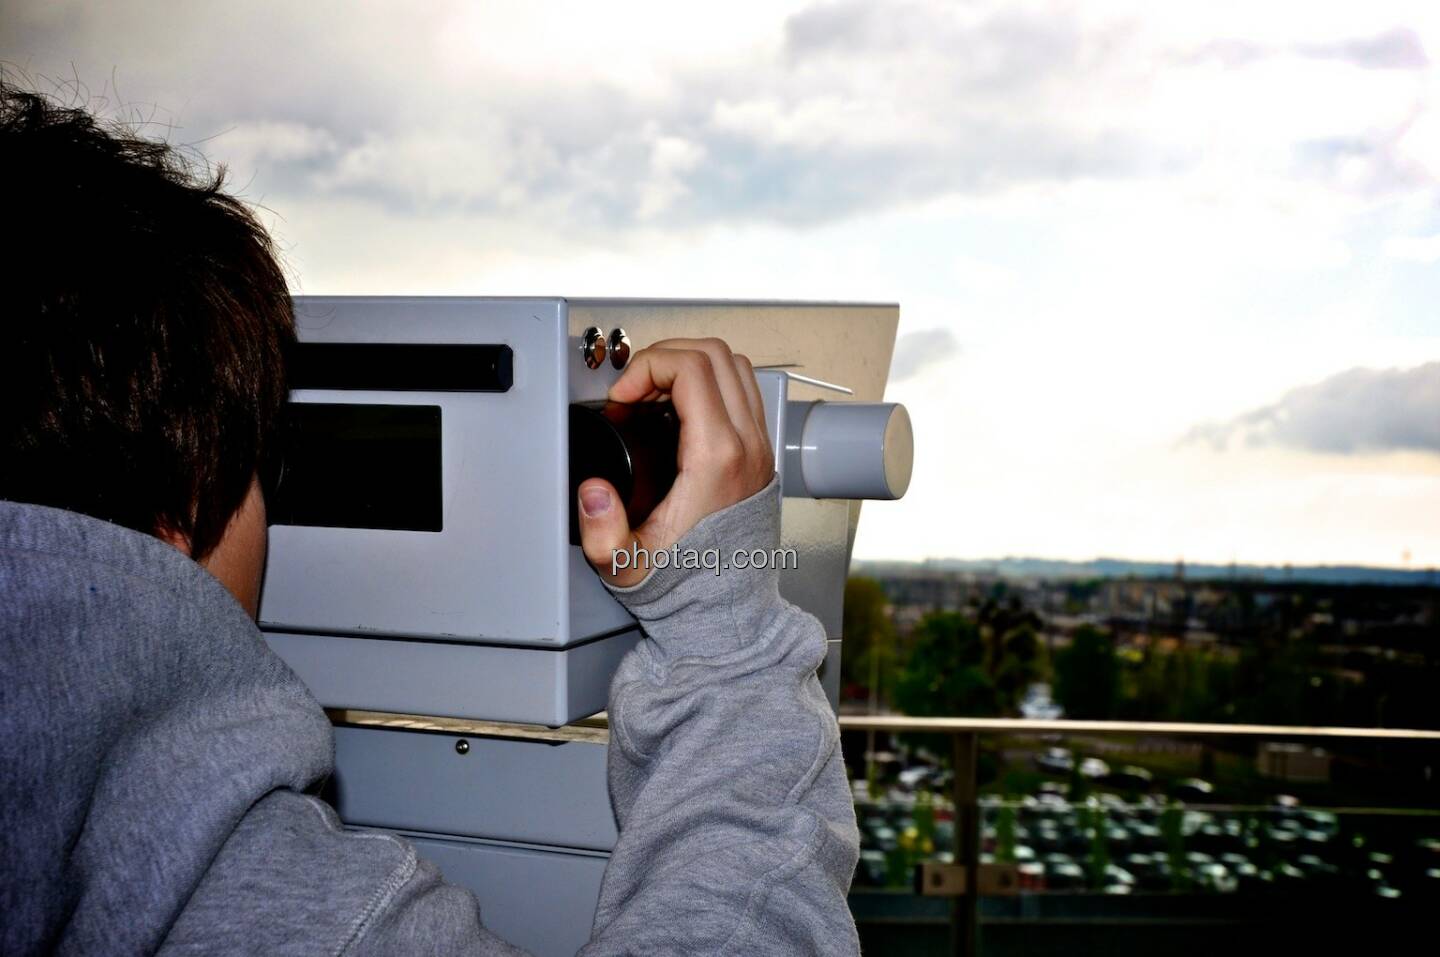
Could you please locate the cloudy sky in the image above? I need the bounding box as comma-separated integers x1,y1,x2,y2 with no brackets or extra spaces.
7,0,1439,567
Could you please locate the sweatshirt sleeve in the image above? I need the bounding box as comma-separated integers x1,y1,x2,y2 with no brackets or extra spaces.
346,854,533,957
579,477,861,957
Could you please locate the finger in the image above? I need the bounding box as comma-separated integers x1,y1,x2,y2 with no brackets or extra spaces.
731,352,772,456
609,347,737,448
577,478,647,588
643,338,762,450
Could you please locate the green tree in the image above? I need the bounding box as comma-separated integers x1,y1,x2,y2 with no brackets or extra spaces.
1161,802,1189,891
840,577,896,703
994,623,1047,710
1125,645,1241,723
892,611,1000,717
1084,801,1110,888
995,802,1018,864
1055,625,1120,719
1068,759,1090,803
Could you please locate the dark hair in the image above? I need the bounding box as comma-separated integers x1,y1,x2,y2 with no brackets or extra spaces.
1,80,294,559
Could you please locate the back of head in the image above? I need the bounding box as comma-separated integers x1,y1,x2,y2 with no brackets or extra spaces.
1,79,294,559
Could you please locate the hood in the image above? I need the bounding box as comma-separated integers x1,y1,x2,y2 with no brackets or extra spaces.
0,500,333,956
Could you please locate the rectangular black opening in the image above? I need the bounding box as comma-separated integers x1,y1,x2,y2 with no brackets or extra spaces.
289,342,512,392
268,403,443,532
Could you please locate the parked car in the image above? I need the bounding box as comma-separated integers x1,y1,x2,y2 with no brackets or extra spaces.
1103,765,1154,791
1172,777,1215,802
1044,855,1088,891
1193,860,1238,894
1030,824,1064,854
1124,852,1175,892
1104,863,1137,894
897,765,937,791
1035,792,1070,811
1017,861,1046,891
1035,747,1075,774
1097,792,1131,814
1220,852,1259,881
855,849,887,886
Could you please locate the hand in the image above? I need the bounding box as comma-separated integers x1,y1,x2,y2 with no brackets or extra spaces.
577,337,775,587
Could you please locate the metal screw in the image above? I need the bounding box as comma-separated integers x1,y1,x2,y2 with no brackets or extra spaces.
455,739,470,755
580,326,606,370
608,328,631,370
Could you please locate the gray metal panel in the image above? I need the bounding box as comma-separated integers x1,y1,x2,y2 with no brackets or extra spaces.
566,299,898,405
261,297,578,646
566,544,633,645
403,833,607,957
264,629,640,726
561,627,638,722
332,727,616,850
260,298,898,723
819,638,842,709
776,497,852,639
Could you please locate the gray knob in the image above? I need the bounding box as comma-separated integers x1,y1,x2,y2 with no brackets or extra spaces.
783,401,913,500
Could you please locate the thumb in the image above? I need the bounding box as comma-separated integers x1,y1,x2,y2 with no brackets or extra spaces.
577,479,645,587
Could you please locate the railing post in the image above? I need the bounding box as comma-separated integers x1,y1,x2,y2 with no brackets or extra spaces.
952,730,979,957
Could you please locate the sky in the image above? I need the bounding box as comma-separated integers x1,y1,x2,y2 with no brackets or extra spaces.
5,0,1440,568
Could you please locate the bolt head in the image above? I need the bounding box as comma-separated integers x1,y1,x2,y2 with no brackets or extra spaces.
581,327,606,370
608,328,631,369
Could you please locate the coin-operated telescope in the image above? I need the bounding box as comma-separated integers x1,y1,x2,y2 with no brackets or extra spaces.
260,297,912,726
257,297,913,956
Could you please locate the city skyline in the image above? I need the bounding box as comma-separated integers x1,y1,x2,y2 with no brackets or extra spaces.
856,554,1439,584
6,0,1439,567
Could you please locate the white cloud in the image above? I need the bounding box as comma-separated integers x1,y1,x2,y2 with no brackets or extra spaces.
1301,26,1429,69
16,0,1435,231
637,131,706,220
8,0,1440,565
889,328,961,382
312,125,530,209
1383,233,1440,263
1185,363,1440,455
216,121,336,170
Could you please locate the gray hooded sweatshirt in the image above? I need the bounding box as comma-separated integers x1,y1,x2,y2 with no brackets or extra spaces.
0,479,860,955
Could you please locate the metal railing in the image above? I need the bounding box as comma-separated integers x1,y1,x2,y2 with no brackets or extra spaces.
836,716,1440,740
330,709,1440,744
837,716,1440,957
331,709,1440,957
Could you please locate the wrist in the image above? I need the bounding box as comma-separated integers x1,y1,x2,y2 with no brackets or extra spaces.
605,475,785,658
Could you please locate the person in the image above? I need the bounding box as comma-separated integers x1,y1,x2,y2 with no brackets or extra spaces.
0,81,860,955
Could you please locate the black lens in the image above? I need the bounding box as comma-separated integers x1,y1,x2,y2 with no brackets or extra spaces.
568,401,680,544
